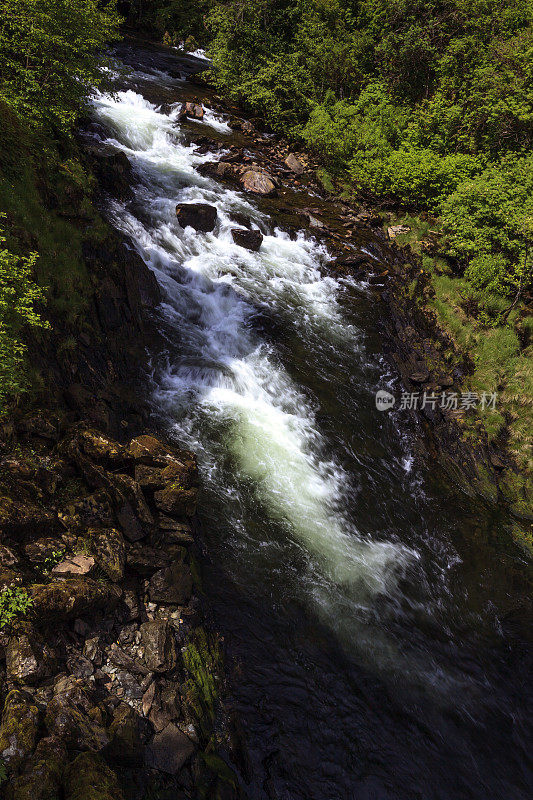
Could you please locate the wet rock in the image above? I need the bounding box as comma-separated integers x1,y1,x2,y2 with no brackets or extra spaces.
241,120,254,134
45,676,108,751
181,101,204,120
240,170,277,196
89,527,125,582
231,228,263,252
140,620,177,673
105,702,141,766
87,147,134,201
285,153,305,175
142,680,156,717
9,735,67,800
148,563,193,605
51,554,95,577
0,689,40,772
6,632,52,685
126,543,170,575
157,517,195,545
146,723,195,775
30,578,121,621
176,202,218,233
135,463,167,489
0,566,21,592
64,752,124,800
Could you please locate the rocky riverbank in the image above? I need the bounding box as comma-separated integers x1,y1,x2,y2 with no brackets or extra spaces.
159,83,531,551
0,418,241,799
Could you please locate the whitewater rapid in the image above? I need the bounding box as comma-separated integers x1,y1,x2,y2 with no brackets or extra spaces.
91,83,426,663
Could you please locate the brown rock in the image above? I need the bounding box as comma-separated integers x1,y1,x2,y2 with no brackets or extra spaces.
24,538,64,564
153,484,197,518
51,554,95,577
30,578,121,621
176,202,218,233
140,620,177,672
285,153,305,174
9,735,67,800
89,527,125,582
240,170,276,196
0,544,18,567
77,429,130,466
231,228,264,252
146,723,195,774
45,677,109,751
6,633,50,685
126,543,170,575
105,702,141,766
148,563,193,605
64,752,124,800
0,689,39,772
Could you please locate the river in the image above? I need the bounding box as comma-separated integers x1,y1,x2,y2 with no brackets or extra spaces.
91,41,531,800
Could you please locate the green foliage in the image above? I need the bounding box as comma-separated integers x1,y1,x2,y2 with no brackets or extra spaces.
0,0,121,133
0,220,49,409
182,627,221,743
42,549,65,573
0,586,33,630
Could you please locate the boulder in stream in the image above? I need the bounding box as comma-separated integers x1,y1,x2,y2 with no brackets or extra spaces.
176,202,218,232
240,169,277,196
231,228,264,252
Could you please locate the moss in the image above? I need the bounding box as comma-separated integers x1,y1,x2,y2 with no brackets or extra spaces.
182,627,222,743
0,689,39,773
63,752,124,800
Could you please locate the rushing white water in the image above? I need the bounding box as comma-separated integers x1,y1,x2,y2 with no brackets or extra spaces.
92,85,419,621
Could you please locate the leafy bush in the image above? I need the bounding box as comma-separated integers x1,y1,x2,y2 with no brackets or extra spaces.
0,586,33,629
0,222,49,409
0,0,120,133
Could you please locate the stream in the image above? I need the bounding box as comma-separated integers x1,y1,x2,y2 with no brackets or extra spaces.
91,41,531,800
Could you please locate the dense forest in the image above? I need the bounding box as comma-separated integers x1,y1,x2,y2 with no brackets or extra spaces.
129,0,533,312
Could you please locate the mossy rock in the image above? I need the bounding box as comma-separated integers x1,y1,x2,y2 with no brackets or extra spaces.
63,752,124,800
30,578,121,621
8,735,67,800
0,689,39,773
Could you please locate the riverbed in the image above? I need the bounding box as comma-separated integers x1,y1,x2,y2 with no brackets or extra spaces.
91,40,532,800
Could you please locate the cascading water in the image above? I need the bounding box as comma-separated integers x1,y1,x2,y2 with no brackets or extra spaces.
90,45,531,800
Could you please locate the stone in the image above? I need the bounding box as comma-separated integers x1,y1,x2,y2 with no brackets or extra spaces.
83,636,103,666
6,633,48,685
241,120,254,134
135,463,167,489
148,563,193,605
24,537,64,564
9,735,67,800
181,101,204,120
176,202,218,233
105,702,141,766
51,554,95,577
67,653,94,679
88,147,133,201
116,500,145,542
0,689,40,772
231,228,263,252
64,752,124,800
285,153,305,174
153,484,198,518
45,677,109,751
126,543,170,575
122,589,141,622
108,643,149,675
146,723,195,775
140,620,177,672
0,495,55,536
387,224,411,239
142,680,156,717
60,492,114,532
240,170,276,196
89,527,125,582
0,543,18,567
77,429,130,466
30,578,121,621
